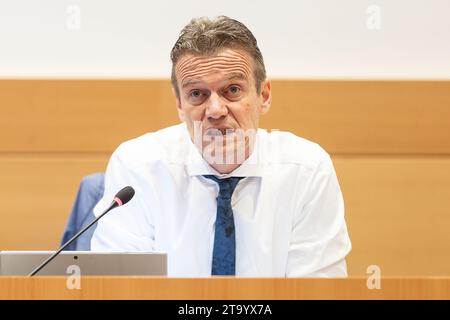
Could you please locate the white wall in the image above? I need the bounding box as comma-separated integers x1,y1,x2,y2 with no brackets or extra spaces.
0,0,449,79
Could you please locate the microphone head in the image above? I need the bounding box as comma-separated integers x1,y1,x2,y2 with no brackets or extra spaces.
114,186,135,206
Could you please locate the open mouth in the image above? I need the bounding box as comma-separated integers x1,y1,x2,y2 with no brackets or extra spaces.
205,128,235,136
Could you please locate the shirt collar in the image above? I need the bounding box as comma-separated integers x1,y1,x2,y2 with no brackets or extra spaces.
183,123,265,178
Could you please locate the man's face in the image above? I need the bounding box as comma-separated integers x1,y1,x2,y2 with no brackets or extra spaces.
173,48,271,173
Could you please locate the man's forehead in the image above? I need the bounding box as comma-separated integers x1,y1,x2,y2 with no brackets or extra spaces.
176,49,254,86
181,72,248,88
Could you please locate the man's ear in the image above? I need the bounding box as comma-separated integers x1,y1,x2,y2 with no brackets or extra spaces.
172,86,185,122
259,79,272,115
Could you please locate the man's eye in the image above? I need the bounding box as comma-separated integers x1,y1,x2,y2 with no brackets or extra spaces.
228,86,240,94
190,90,202,98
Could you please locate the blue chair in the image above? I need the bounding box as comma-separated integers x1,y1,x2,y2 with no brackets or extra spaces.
61,173,105,250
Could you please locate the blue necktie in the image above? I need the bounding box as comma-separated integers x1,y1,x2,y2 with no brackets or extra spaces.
203,175,244,275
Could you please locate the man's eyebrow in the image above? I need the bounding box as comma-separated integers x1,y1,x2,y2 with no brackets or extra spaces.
182,79,201,89
226,73,247,81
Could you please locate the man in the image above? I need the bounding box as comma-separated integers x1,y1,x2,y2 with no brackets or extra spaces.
91,16,351,277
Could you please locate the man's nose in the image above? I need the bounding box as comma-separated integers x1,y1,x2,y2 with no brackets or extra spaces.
205,93,228,120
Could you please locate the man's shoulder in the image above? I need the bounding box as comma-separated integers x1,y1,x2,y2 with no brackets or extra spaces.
260,129,331,169
112,123,188,167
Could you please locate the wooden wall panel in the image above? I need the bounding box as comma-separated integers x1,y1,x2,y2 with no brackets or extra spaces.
0,155,108,250
265,81,450,154
1,79,449,276
335,157,450,276
1,80,449,154
0,80,179,153
1,154,450,276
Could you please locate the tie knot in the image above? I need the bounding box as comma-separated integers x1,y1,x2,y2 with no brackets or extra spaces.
203,175,244,199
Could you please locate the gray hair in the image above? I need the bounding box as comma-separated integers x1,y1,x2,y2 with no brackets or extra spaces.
170,16,266,97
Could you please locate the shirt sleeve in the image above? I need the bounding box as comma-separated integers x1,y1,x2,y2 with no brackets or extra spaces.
90,147,155,252
286,154,352,277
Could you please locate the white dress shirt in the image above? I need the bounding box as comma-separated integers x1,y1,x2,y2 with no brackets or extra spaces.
91,122,351,277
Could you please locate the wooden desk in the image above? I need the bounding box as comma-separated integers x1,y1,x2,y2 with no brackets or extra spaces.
0,277,449,300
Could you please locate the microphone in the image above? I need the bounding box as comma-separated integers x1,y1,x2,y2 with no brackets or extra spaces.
29,186,135,276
